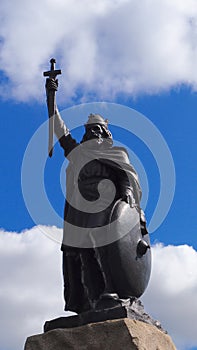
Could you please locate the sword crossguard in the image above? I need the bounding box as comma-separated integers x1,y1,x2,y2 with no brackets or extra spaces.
43,58,62,79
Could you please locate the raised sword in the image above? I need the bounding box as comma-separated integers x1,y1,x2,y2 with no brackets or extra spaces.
43,58,61,157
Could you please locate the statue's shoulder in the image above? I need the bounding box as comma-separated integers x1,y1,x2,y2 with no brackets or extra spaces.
112,146,129,156
111,146,130,162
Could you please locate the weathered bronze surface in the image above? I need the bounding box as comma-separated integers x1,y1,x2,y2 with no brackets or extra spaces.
44,62,151,318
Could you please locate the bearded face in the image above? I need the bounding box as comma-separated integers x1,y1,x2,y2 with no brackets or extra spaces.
81,123,113,146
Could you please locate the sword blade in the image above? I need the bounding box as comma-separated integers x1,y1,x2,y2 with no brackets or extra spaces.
47,90,56,157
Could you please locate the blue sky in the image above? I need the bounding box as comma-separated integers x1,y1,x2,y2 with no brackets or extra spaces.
1,87,196,248
1,1,197,350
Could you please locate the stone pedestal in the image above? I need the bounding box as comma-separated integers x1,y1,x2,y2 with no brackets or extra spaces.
24,318,176,350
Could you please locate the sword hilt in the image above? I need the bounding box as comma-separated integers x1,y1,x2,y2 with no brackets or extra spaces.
43,58,62,79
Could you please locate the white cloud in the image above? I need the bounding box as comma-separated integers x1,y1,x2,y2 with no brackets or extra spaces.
0,228,197,350
0,226,65,350
142,243,197,350
0,0,197,102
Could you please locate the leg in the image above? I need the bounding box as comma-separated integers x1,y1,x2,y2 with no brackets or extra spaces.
80,248,104,307
62,248,91,313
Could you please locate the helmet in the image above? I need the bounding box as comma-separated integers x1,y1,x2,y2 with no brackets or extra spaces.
85,113,109,127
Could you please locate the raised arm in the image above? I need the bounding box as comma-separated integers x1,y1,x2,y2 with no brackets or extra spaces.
54,107,69,140
45,78,78,157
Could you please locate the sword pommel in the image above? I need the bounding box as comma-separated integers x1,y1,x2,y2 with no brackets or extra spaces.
50,58,56,70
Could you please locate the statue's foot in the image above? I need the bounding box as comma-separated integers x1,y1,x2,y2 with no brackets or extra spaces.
94,293,122,310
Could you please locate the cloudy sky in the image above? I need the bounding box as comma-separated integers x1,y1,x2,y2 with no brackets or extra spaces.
0,1,197,350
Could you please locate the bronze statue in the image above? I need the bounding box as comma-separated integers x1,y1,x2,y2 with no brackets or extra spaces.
44,60,151,316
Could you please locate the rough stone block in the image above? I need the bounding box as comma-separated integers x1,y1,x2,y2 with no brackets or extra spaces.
24,318,176,350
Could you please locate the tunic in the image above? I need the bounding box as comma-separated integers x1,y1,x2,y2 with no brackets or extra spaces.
54,111,150,313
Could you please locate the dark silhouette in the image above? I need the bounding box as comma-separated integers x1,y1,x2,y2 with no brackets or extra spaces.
45,78,151,315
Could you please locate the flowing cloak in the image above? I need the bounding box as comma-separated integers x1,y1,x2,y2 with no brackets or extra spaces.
57,133,151,313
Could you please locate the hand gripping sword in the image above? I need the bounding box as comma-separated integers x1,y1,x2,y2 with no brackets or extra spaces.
43,58,61,157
